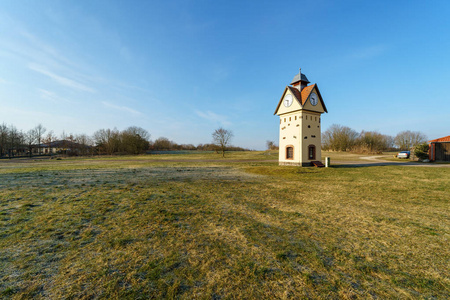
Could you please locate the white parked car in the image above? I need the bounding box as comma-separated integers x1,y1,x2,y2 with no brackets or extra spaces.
397,151,410,159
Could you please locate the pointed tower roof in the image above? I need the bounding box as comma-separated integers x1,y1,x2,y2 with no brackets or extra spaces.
290,73,310,85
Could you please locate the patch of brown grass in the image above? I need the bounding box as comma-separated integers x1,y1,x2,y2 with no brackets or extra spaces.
0,156,449,298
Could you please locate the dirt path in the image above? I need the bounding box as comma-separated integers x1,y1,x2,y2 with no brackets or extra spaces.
360,156,385,161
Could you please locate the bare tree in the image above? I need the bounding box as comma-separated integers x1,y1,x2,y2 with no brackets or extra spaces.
0,123,8,157
61,132,76,154
152,137,173,151
322,124,358,151
120,126,150,154
7,125,23,157
212,128,233,157
24,129,37,157
66,133,75,142
34,124,46,155
394,130,427,150
355,131,393,153
44,131,57,156
60,130,67,141
266,140,278,150
75,134,92,156
93,128,120,155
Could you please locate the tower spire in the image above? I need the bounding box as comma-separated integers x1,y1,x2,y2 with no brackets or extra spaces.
298,68,302,91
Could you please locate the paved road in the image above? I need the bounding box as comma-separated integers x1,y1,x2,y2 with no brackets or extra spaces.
331,158,450,168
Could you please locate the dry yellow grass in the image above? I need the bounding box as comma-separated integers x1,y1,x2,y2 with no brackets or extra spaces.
0,152,448,299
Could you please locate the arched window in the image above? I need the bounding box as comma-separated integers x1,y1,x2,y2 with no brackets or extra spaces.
308,145,316,160
286,146,294,159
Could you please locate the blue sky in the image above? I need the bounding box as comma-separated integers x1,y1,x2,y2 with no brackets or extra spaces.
1,0,449,150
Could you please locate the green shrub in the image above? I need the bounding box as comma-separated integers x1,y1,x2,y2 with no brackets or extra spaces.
414,143,429,160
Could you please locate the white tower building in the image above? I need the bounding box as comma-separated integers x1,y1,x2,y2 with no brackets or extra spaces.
274,70,328,166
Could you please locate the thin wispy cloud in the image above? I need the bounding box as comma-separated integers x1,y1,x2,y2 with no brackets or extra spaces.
195,110,231,126
0,20,101,89
38,89,72,104
29,63,95,93
20,30,76,69
102,101,141,115
0,25,81,74
20,30,105,85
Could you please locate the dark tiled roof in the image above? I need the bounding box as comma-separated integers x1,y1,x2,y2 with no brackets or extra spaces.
290,73,310,85
40,140,91,148
287,86,301,103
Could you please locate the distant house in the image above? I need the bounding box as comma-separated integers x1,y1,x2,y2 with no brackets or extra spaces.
34,140,92,155
428,135,450,161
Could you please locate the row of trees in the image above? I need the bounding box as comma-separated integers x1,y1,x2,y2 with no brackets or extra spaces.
322,124,427,153
265,125,428,154
151,128,244,155
0,123,153,157
150,137,244,152
93,127,150,155
0,123,243,158
0,123,56,157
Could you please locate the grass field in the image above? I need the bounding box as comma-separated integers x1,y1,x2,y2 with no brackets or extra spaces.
1,151,449,299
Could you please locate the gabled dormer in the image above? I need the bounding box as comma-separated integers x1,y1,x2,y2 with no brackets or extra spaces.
299,84,327,114
274,81,327,115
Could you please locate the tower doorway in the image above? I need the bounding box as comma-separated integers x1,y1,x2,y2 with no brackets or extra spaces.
308,145,316,160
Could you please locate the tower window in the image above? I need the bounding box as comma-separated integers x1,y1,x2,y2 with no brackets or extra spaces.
295,116,297,120
286,146,294,159
289,117,291,121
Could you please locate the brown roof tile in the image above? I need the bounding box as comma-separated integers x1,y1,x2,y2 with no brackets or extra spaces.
287,84,316,105
429,135,450,143
300,84,315,105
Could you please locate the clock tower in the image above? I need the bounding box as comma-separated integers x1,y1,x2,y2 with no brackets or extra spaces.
274,70,327,166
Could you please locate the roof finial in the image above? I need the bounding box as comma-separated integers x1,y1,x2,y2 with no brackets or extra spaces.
298,68,302,91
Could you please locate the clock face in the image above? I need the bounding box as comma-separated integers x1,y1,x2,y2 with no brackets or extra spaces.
310,92,318,106
283,94,293,107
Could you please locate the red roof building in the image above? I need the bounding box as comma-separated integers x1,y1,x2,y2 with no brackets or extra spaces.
428,135,450,161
